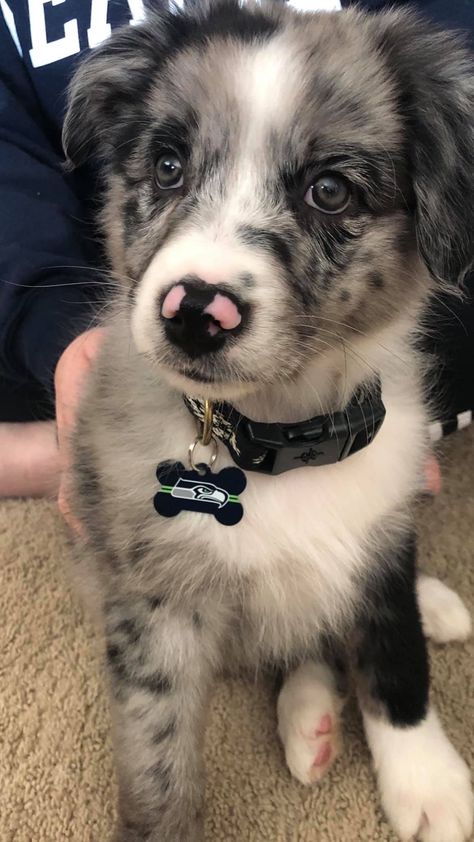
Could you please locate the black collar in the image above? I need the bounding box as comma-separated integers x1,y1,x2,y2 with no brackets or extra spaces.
184,381,386,475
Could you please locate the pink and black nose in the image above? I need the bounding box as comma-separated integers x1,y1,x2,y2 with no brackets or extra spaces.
160,278,248,358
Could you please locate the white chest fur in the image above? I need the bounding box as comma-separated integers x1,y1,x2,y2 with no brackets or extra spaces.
93,367,425,654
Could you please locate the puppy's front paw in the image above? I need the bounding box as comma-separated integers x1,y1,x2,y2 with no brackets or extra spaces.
417,575,471,644
277,661,344,785
374,714,473,842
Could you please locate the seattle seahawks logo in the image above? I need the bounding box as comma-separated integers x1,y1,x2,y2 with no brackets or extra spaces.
170,477,229,508
154,462,247,526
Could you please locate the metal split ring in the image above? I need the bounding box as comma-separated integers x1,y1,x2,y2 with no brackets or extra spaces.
188,435,218,473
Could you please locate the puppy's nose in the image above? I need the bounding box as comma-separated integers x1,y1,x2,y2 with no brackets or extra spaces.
160,279,246,358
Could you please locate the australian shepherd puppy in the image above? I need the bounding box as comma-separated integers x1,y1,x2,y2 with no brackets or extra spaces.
63,2,474,840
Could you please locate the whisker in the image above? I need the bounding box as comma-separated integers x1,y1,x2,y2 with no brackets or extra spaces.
288,316,409,369
422,294,468,336
1,279,119,290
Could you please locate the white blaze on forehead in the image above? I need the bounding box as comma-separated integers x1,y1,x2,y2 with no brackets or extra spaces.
244,0,341,12
287,0,341,10
235,35,304,144
211,34,305,232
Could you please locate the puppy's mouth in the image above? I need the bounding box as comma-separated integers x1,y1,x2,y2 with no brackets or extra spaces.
157,356,259,400
174,365,218,384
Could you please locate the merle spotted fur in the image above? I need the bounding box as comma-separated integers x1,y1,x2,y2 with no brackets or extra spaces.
63,3,474,840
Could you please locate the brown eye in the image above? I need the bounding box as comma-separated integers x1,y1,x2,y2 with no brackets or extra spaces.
155,150,184,189
305,173,351,214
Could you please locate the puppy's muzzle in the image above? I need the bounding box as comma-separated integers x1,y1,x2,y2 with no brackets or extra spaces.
160,277,249,358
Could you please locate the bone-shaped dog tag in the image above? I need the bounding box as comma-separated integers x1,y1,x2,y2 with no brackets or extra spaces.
154,461,246,526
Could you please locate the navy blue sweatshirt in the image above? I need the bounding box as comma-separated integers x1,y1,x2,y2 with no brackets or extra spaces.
1,0,473,396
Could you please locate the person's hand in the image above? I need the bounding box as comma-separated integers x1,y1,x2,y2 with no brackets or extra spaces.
55,327,105,531
425,453,442,497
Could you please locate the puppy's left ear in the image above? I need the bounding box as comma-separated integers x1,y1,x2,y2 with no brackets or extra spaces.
374,12,474,284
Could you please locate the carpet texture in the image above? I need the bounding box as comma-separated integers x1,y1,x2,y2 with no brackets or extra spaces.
1,427,473,842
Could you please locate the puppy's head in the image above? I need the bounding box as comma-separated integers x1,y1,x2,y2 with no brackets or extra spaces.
64,1,474,399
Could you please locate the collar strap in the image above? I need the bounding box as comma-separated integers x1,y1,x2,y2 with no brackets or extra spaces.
183,381,386,475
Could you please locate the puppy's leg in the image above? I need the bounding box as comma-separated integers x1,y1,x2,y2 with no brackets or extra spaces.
356,534,473,842
105,597,217,842
416,573,471,644
277,660,345,784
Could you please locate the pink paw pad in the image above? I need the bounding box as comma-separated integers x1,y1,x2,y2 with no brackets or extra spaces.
316,714,332,735
313,741,332,768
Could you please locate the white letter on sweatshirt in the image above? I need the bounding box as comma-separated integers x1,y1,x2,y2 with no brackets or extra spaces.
29,0,80,68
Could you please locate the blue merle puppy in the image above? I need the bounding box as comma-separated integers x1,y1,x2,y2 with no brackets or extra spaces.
63,2,474,840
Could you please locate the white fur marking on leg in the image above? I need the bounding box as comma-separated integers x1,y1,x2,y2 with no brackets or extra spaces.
277,661,344,785
364,707,474,842
417,575,472,644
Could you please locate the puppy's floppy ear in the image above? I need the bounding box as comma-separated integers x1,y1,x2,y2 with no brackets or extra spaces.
374,12,474,284
62,9,185,168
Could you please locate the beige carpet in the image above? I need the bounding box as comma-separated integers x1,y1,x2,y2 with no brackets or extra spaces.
1,427,474,842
